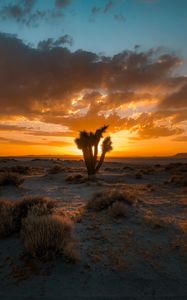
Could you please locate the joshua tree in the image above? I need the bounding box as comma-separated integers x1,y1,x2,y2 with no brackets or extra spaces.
75,125,112,176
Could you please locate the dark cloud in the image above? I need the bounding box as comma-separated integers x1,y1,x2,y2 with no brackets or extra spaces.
130,124,183,140
0,32,186,139
0,0,36,21
38,35,73,50
159,82,187,109
91,6,101,15
55,0,71,8
89,6,101,22
114,13,125,22
90,1,125,21
104,1,115,14
0,0,70,26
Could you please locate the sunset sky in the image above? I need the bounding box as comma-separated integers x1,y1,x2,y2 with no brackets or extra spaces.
0,0,187,157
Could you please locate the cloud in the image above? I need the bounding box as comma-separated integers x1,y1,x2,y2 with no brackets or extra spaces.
172,136,187,142
0,32,186,140
0,135,71,147
104,1,115,14
159,82,187,109
0,0,36,22
55,0,71,8
90,1,126,22
0,124,27,131
114,13,125,22
130,124,183,140
91,6,101,15
0,0,71,26
38,35,73,50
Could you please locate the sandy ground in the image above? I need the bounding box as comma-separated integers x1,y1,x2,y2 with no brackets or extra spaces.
0,158,187,299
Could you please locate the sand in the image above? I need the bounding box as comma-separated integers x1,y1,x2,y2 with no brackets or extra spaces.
0,158,187,299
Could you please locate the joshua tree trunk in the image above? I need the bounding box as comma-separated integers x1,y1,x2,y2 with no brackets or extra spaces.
84,147,96,176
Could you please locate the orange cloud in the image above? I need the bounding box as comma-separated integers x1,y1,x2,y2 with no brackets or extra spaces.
0,33,187,156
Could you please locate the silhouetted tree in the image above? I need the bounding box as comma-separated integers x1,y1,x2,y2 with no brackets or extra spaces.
75,125,112,176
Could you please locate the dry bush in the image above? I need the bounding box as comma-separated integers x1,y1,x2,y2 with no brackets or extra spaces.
167,175,187,186
135,172,143,179
87,192,114,211
0,196,56,237
165,163,182,171
171,238,187,256
123,166,133,171
0,199,17,237
11,166,31,175
87,189,137,211
0,166,30,175
179,221,187,234
65,173,85,183
104,167,115,172
0,172,24,186
140,167,155,175
15,196,56,228
109,201,127,218
48,165,63,174
22,214,78,261
143,210,164,229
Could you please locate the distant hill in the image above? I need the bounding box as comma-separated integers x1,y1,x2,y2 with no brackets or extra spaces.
172,153,187,158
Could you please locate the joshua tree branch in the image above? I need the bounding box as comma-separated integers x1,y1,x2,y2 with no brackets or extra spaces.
95,151,106,173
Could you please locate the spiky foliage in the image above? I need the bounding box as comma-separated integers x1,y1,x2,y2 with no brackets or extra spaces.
75,125,112,176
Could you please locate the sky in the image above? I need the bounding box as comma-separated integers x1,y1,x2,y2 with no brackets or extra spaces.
0,0,187,157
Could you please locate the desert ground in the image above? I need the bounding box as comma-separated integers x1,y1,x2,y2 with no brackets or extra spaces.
0,157,187,299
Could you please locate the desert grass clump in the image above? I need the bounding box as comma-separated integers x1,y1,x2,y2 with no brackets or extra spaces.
87,191,114,211
143,210,164,229
0,172,24,186
15,196,56,226
87,189,136,211
166,174,187,186
11,166,31,175
48,165,63,174
22,214,78,261
109,201,127,218
135,172,143,179
0,199,17,237
65,173,84,183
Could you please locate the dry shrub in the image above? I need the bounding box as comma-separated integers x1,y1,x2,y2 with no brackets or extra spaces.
0,172,24,186
165,163,183,171
143,210,164,229
87,192,114,211
65,173,85,183
109,201,127,218
0,196,56,237
15,196,56,228
167,175,187,186
48,165,63,174
140,167,154,175
22,214,78,261
0,166,30,175
179,221,187,234
0,200,17,237
11,166,31,175
135,172,143,179
87,189,136,211
171,238,187,256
